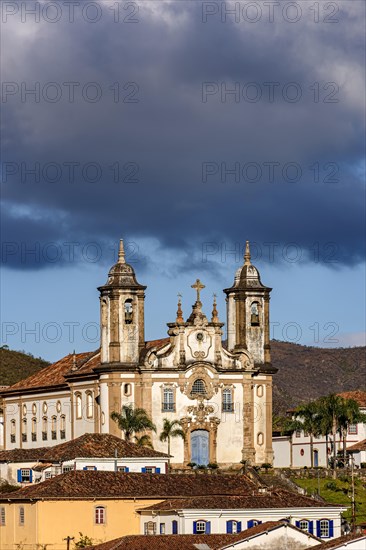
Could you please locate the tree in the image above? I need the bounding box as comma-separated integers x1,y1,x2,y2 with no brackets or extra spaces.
159,418,185,470
294,401,322,468
74,533,93,549
134,434,154,448
317,394,348,475
338,398,366,462
110,404,156,441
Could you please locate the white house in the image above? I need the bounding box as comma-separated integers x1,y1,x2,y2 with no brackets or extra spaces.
347,439,366,468
273,391,366,469
0,433,169,485
138,490,346,540
312,532,366,549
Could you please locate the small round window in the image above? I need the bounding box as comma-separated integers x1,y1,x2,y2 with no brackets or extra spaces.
42,402,48,414
22,404,27,416
56,401,61,413
196,332,204,341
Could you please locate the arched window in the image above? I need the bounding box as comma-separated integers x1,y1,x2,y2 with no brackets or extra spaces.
19,506,25,526
222,387,233,412
31,418,37,442
144,521,156,535
51,416,57,440
10,420,16,443
256,385,264,398
75,393,82,419
193,520,210,534
42,417,48,441
22,418,27,442
162,387,174,412
191,379,206,396
319,519,330,538
257,432,264,446
86,392,93,419
124,299,133,324
95,506,106,525
60,415,66,439
251,301,260,326
32,403,37,415
227,520,242,534
124,383,132,397
42,402,48,414
299,520,309,532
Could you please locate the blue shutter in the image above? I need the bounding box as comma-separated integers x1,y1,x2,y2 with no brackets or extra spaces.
156,468,161,474
17,469,22,483
93,466,97,471
141,467,146,473
227,520,233,533
295,521,300,528
172,520,178,534
125,467,129,473
29,470,33,483
206,521,211,534
316,521,321,538
329,520,334,538
308,521,314,535
193,521,197,534
83,466,87,471
237,521,242,532
247,520,254,529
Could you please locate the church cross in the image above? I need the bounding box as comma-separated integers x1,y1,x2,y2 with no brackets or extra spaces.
191,279,205,302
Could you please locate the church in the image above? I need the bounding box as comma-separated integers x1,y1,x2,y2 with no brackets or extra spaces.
1,240,277,467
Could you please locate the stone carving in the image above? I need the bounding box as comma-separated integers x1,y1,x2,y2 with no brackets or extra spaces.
187,398,215,423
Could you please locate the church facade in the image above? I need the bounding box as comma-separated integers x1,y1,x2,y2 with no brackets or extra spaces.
1,240,277,467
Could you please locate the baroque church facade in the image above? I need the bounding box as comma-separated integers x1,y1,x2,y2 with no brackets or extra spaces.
1,240,277,467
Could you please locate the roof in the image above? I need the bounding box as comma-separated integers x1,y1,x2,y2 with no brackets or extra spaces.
0,434,169,463
312,532,366,549
347,439,366,452
86,521,320,550
138,491,342,512
0,351,97,394
0,471,256,501
337,391,366,407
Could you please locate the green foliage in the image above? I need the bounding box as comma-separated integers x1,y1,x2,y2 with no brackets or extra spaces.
134,434,154,448
187,462,196,469
110,404,156,441
325,481,340,491
207,462,219,469
261,463,273,471
360,462,366,469
197,464,207,470
0,479,20,493
74,533,93,549
0,348,49,386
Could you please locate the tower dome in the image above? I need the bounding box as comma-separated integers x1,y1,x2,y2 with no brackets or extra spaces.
232,241,265,289
101,240,145,290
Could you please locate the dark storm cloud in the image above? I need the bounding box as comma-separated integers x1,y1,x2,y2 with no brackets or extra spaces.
1,1,365,271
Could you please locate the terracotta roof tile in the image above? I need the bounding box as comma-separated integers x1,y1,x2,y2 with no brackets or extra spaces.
311,532,366,549
86,521,319,550
1,351,97,394
0,434,169,463
337,391,366,407
138,491,341,512
0,471,256,501
347,438,366,452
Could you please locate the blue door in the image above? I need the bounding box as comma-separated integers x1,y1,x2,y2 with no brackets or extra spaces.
314,449,319,467
191,430,209,465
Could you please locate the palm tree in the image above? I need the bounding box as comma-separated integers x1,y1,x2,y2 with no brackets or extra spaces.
110,404,156,441
134,434,154,448
294,401,322,468
318,394,345,476
338,398,366,462
159,418,185,470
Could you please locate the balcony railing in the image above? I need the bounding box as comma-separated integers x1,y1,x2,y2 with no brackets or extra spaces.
162,403,175,412
10,434,15,443
51,430,57,440
42,431,48,441
222,403,234,412
22,433,27,442
31,433,37,442
60,430,66,440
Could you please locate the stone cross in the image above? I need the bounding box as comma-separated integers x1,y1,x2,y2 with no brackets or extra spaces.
191,279,205,302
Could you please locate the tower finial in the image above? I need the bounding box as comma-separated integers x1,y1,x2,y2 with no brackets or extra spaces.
71,350,77,371
176,293,184,324
211,293,219,323
118,239,126,264
244,240,251,266
191,279,205,303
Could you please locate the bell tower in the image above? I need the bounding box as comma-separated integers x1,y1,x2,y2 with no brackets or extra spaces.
224,241,271,367
98,240,146,364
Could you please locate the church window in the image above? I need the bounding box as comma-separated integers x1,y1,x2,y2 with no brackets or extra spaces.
191,379,206,396
95,506,106,525
251,302,260,326
32,403,37,415
60,415,66,439
144,521,156,535
124,383,132,397
42,402,48,414
86,392,93,419
101,412,105,425
22,404,27,416
222,388,234,412
75,393,82,419
10,420,16,443
124,299,133,324
257,432,264,446
256,385,264,398
22,418,27,442
162,387,175,412
42,417,48,440
51,416,57,440
56,400,61,413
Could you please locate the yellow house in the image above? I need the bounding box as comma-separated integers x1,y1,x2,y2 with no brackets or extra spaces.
0,470,255,550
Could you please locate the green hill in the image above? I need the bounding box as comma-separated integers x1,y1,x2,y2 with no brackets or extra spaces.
0,347,50,388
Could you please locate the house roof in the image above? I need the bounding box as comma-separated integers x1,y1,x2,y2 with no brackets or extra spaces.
337,391,366,407
138,490,342,512
0,434,169,464
311,532,366,549
347,439,366,452
86,521,320,550
0,471,256,501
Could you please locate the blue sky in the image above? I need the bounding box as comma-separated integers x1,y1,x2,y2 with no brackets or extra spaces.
1,1,365,362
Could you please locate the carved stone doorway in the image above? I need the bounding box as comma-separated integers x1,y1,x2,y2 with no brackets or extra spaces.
191,429,209,465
